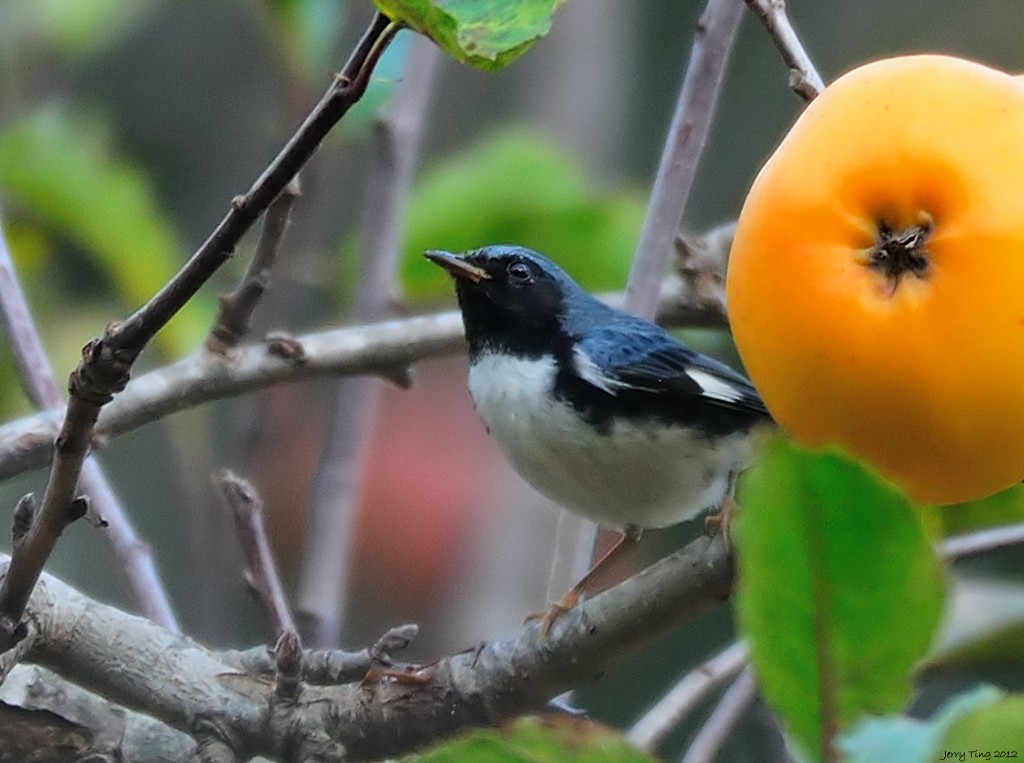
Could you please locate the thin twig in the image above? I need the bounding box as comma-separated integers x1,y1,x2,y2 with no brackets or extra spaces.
940,521,1024,560
108,13,398,357
214,469,296,638
552,0,744,631
624,0,744,319
0,276,726,482
627,641,749,751
0,11,401,652
297,33,441,648
219,622,419,684
206,177,302,355
625,520,1024,754
742,0,824,100
680,666,758,763
0,208,179,633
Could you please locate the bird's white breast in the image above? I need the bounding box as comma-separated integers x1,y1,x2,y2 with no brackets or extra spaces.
467,353,752,530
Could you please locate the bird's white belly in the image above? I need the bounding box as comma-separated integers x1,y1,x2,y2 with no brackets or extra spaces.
468,353,751,530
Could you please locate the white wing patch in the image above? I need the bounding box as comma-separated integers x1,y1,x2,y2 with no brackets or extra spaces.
572,346,629,394
688,368,746,404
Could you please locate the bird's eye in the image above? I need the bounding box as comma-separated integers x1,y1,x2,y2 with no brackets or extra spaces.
508,261,532,282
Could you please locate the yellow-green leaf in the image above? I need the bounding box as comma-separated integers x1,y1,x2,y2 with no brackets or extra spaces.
375,0,563,71
0,107,209,355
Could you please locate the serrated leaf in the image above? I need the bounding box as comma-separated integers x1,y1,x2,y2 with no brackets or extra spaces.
0,107,209,355
840,685,1003,763
375,0,562,71
403,716,655,762
399,127,644,300
735,437,947,762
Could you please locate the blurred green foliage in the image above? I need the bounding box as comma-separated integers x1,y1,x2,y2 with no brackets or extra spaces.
942,692,1024,756
735,436,947,762
375,0,561,71
0,2,1021,759
0,0,157,58
0,107,209,356
400,127,645,301
840,685,1003,763
404,716,654,762
929,483,1024,537
262,0,349,83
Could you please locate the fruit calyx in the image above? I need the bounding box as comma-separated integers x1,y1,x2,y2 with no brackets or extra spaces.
869,220,932,293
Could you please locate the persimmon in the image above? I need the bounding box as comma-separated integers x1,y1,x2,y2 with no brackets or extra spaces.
727,55,1024,504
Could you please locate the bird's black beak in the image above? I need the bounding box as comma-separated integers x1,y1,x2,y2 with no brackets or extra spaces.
424,250,491,284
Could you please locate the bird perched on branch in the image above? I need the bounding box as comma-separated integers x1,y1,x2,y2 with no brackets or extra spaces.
426,245,770,631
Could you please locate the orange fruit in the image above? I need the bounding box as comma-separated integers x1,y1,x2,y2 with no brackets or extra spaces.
727,55,1024,504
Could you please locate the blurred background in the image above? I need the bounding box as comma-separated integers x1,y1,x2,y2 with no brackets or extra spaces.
0,1,1022,759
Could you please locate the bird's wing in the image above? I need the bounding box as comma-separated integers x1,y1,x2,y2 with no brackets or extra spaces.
573,320,769,417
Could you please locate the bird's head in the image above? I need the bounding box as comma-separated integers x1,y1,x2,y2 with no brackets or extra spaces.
426,245,596,357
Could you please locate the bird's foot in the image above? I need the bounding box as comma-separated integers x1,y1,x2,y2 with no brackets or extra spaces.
525,590,582,639
705,495,738,550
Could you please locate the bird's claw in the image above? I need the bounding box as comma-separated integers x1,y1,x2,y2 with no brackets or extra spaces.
705,495,737,551
525,592,581,639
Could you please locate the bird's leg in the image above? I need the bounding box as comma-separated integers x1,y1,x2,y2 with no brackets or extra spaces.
704,470,739,549
534,524,643,638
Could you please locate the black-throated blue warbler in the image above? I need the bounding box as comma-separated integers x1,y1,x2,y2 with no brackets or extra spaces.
426,245,771,627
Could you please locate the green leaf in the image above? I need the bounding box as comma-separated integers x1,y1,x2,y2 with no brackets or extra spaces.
399,127,644,301
734,437,947,762
375,0,562,71
840,685,1003,763
403,716,655,762
0,107,209,355
942,693,1024,757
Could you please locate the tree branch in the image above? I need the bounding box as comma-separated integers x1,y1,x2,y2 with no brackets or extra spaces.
680,666,758,763
108,13,398,357
940,521,1024,560
215,470,295,639
297,32,442,648
216,622,418,685
0,12,402,652
2,665,197,761
4,532,733,760
627,640,749,751
555,0,744,630
0,271,727,482
206,177,301,356
0,209,178,634
623,0,744,319
742,0,824,100
0,209,178,636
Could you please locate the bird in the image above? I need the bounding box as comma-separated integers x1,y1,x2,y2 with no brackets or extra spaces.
425,245,771,631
